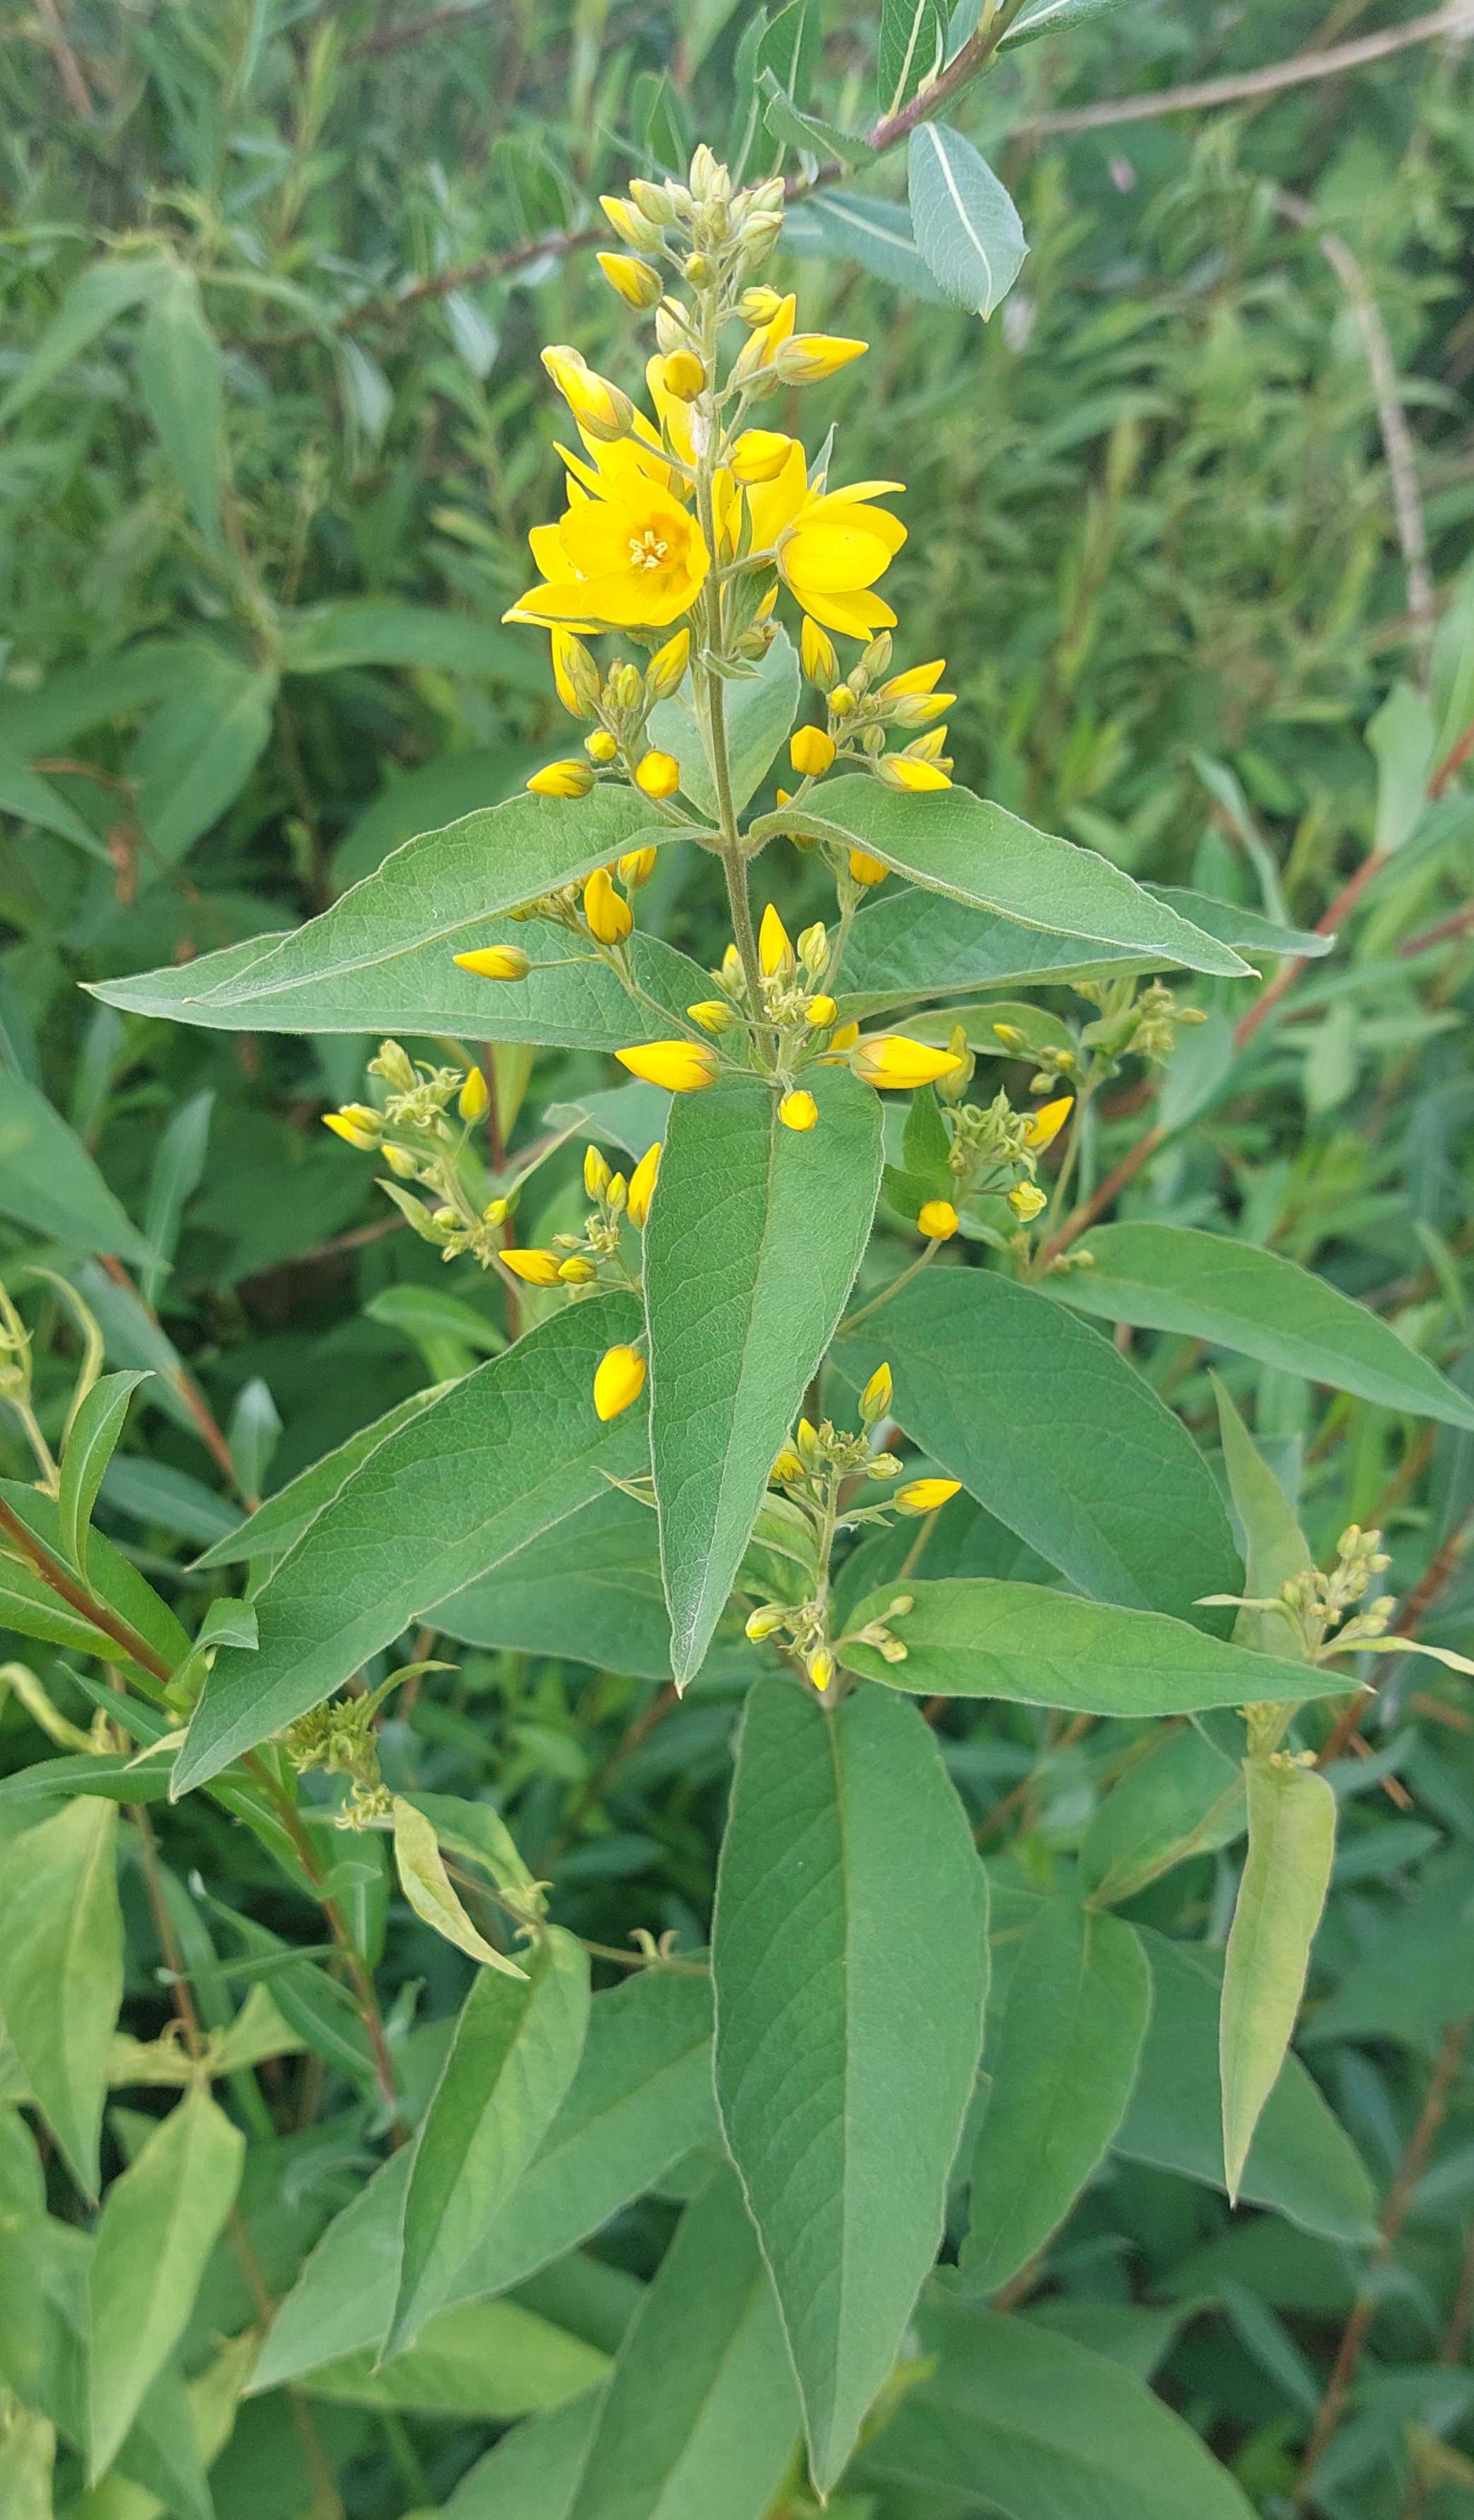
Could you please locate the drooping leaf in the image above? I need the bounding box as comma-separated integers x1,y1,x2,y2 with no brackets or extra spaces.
713,1677,988,2490
1079,1722,1245,1907
173,1295,648,1792
1220,1759,1337,2205
907,123,1028,319
0,1069,157,1264
0,1799,123,2197
391,1795,527,1978
960,1901,1150,2295
1053,1225,1474,1431
59,1370,150,1584
645,1069,881,1686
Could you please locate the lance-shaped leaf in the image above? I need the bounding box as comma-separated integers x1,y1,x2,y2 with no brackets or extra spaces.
832,1269,1241,1628
879,0,948,113
173,1295,647,1793
907,123,1028,319
1079,1722,1245,1908
391,1926,590,2354
751,780,1247,975
86,2087,244,2480
1213,1375,1314,1661
840,1579,1354,1713
713,1677,988,2490
1053,1224,1474,1432
1220,1759,1337,2206
645,1069,881,1686
566,2169,800,2520
0,1798,123,2197
391,1796,526,1979
0,1069,158,1264
59,1370,150,1584
960,1901,1151,2296
194,1385,443,1572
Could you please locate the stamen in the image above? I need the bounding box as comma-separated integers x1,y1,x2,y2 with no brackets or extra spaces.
628,528,669,570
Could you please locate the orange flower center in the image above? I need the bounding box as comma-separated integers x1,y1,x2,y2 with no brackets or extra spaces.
628,528,670,571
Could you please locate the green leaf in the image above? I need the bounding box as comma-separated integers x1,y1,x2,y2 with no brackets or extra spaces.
757,0,818,101
832,1270,1241,1625
646,1069,881,1686
391,1795,528,1978
59,1370,149,1584
135,263,225,545
784,193,953,306
0,255,165,425
0,1800,123,2196
1053,1224,1474,1431
1116,1927,1376,2240
907,123,1028,319
1000,0,1134,46
0,1069,157,1264
1368,680,1436,853
0,742,110,857
647,629,799,817
173,1295,648,1792
193,1385,443,1572
840,1579,1355,1712
0,2400,52,2516
1,1481,192,1678
392,1926,590,2351
567,2169,800,2520
879,0,948,113
1220,1759,1337,2206
960,1902,1150,2295
126,653,277,868
751,780,1249,975
1079,1722,1245,1907
1213,1375,1313,1660
140,1087,213,1305
443,2397,598,2520
713,1678,988,2490
86,2086,244,2479
278,597,548,691
304,2297,608,2417
858,2298,1257,2519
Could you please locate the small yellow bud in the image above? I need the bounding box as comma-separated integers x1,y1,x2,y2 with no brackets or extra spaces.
875,755,951,793
528,759,595,799
432,1206,458,1230
584,865,633,945
771,1448,803,1484
880,659,946,698
384,1144,418,1177
502,1248,562,1286
828,1020,860,1054
540,344,633,441
618,846,658,889
759,902,794,977
891,691,955,727
790,725,837,778
585,729,619,764
721,943,744,989
453,943,531,982
828,683,856,717
322,1111,378,1152
774,333,868,383
558,1255,598,1283
800,618,839,686
584,1144,611,1199
992,1023,1027,1051
458,1066,489,1123
745,1604,787,1642
1023,1094,1074,1150
600,193,662,249
798,921,829,973
918,1199,958,1240
635,749,681,802
852,1035,965,1091
739,284,786,325
482,1196,509,1225
611,662,645,710
860,1362,893,1425
616,1041,720,1092
805,994,837,1029
895,1478,961,1516
627,1141,661,1227
660,348,705,399
780,1089,817,1133
647,628,691,698
593,1344,647,1421
628,177,671,225
1008,1182,1048,1223
688,999,734,1033
597,251,662,310
795,1417,820,1463
807,1649,836,1693
550,628,598,717
682,250,712,285
606,1173,628,1213
730,428,795,484
848,851,889,887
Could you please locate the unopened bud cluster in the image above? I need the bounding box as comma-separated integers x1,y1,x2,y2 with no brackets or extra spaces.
283,1693,392,1829
322,1043,523,1271
1073,977,1207,1076
525,628,691,807
779,647,956,824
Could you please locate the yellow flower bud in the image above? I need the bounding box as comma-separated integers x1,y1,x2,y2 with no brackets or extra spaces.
800,618,839,686
584,1144,611,1199
918,1198,958,1240
739,285,786,324
807,1648,836,1693
746,1604,787,1641
790,725,836,778
891,691,955,727
528,759,595,799
848,851,889,887
627,1141,661,1227
550,628,598,717
600,193,662,249
635,750,681,801
453,943,531,981
895,1477,960,1516
875,756,951,793
384,1144,418,1177
606,1172,628,1212
659,348,705,400
540,344,633,441
860,1362,893,1425
558,1254,598,1283
584,865,633,945
827,683,856,717
618,845,658,889
851,1035,965,1091
827,1021,860,1055
502,1248,562,1286
629,177,671,224
758,902,793,977
483,1196,509,1225
687,1000,733,1033
774,332,868,383
611,661,644,710
1023,1094,1074,1150
593,1344,647,1421
616,1041,720,1092
780,1089,817,1133
647,628,691,698
585,729,619,764
771,1448,803,1484
798,922,829,973
730,428,795,484
597,251,662,310
795,1417,820,1462
322,1111,378,1152
1008,1181,1048,1223
992,1023,1027,1051
458,1065,489,1122
805,994,837,1029
881,659,946,698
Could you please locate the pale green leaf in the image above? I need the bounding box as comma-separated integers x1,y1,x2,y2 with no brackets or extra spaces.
443,2397,599,2520
1001,0,1134,45
390,1796,527,1979
1220,1759,1337,2205
59,1371,149,1584
278,597,547,691
879,0,947,113
303,2298,607,2417
0,743,109,857
0,1071,157,1265
135,264,225,545
0,2401,53,2517
784,193,953,306
907,123,1028,319
193,1385,445,1572
1079,1723,1245,1907
0,1799,123,2196
125,654,276,868
647,628,799,816
0,256,165,425
1213,1375,1313,1660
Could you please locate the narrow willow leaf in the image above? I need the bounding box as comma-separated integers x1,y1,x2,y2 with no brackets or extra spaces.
303,2296,608,2417
566,2170,799,2520
86,2086,245,2479
840,1579,1348,1713
278,596,548,689
391,1796,527,1979
140,1087,213,1305
750,780,1248,975
59,1370,149,1582
833,1270,1241,1628
713,1678,988,2490
0,255,164,425
442,2397,598,2520
1055,1224,1474,1431
645,1069,881,1686
907,123,1028,318
1000,0,1134,45
0,2400,53,2516
391,1926,590,2352
127,654,278,866
174,1295,647,1792
193,1385,443,1572
0,1069,157,1264
1079,1724,1245,1907
1213,1375,1314,1661
961,1902,1150,2295
0,1799,123,2196
135,263,225,545
1220,1760,1337,2206
0,742,108,856
1,1481,191,1678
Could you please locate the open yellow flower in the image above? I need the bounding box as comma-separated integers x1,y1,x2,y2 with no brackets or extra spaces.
507,475,710,632
744,442,906,640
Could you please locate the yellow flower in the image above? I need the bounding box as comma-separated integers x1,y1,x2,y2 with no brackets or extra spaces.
585,729,618,764
876,755,951,793
805,994,837,1028
848,851,889,887
635,749,681,801
771,1448,803,1483
807,1647,837,1692
527,759,595,798
1023,1095,1074,1150
827,1020,859,1054
895,1477,960,1516
550,628,596,715
540,344,635,441
508,475,710,632
659,349,705,400
458,1067,489,1123
453,944,530,981
616,1041,719,1091
1008,1182,1048,1223
647,628,691,696
780,1089,817,1132
759,903,793,977
322,1110,378,1152
776,333,868,384
851,1036,965,1091
744,443,906,640
584,1144,611,1198
619,846,657,887
597,251,662,310
503,1248,562,1285
594,1344,647,1421
800,618,839,685
859,1362,893,1424
627,1142,661,1226
790,726,836,777
584,866,633,945
918,1198,958,1240
881,659,946,698
731,428,795,484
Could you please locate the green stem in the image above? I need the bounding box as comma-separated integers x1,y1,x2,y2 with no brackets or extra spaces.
841,1238,941,1334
